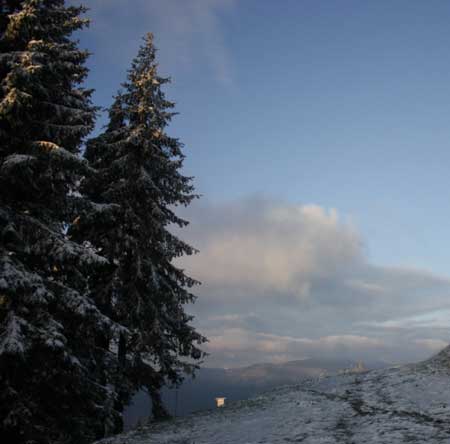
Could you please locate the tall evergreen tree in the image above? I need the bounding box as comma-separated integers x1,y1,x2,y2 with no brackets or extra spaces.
0,2,122,442
75,33,207,418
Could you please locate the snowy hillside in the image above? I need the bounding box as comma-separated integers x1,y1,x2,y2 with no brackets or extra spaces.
124,357,388,426
98,346,450,444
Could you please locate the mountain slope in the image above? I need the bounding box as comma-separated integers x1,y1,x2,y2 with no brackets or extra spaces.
100,346,450,443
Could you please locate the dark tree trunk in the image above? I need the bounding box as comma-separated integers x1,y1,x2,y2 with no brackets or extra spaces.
148,386,170,420
118,333,126,367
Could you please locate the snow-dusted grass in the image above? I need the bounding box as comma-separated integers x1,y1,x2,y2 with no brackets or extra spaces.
98,347,450,443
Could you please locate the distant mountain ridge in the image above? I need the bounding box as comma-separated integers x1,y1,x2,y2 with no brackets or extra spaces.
221,357,387,384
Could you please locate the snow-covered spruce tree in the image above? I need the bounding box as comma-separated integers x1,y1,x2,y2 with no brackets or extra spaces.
74,33,206,419
0,2,123,443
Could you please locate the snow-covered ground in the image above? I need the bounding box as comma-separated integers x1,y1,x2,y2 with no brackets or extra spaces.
98,346,450,443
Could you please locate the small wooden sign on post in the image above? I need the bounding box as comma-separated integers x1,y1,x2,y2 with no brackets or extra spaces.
215,397,226,408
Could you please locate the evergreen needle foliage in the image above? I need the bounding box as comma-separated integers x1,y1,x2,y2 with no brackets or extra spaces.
0,2,206,443
74,32,207,420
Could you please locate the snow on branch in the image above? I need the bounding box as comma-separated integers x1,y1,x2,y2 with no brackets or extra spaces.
0,312,28,356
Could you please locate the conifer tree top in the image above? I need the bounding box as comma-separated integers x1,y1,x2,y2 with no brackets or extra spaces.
81,32,206,393
0,0,95,157
86,32,197,213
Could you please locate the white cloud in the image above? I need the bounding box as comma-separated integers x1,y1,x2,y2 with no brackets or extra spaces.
346,279,387,295
149,0,235,85
362,309,450,330
85,0,236,85
179,199,362,299
203,328,386,367
174,197,450,367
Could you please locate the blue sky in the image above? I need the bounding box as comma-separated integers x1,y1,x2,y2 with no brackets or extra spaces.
76,1,450,366
80,0,450,274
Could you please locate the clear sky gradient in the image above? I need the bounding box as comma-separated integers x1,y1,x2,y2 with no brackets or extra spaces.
75,1,450,365
80,0,450,275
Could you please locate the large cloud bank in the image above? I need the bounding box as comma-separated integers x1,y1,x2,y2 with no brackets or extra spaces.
175,197,450,367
